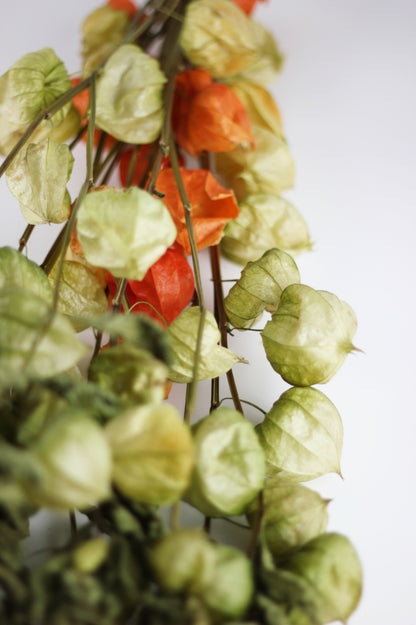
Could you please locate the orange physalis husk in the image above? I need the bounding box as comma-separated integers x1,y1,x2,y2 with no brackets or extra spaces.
118,144,184,188
155,168,240,254
106,246,195,326
173,71,254,156
230,0,266,15
71,77,117,149
106,0,138,18
173,69,213,155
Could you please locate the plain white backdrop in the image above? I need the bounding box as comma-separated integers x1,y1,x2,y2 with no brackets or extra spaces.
1,1,415,624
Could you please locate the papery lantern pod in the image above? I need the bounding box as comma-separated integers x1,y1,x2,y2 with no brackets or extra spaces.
26,410,112,510
221,193,311,265
184,82,255,156
214,124,295,200
228,80,283,136
0,47,71,128
95,44,166,144
184,407,265,517
167,307,245,383
155,168,240,254
106,246,195,326
76,186,177,280
230,0,266,14
104,403,194,505
149,529,217,594
72,536,110,573
6,138,74,225
48,261,107,332
0,247,53,304
278,533,363,624
150,528,254,619
235,20,283,86
81,6,130,75
0,287,88,382
180,0,258,79
224,248,300,328
246,476,329,558
89,343,169,407
261,284,357,386
256,387,343,481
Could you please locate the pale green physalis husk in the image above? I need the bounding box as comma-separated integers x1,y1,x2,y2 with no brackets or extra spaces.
27,411,112,510
167,307,244,383
246,476,329,558
89,343,168,406
0,247,53,304
261,284,357,386
105,403,194,505
184,407,265,517
150,529,254,619
48,260,107,332
150,529,217,595
180,0,258,79
221,193,311,265
6,138,74,225
202,543,254,619
95,44,167,143
280,533,363,624
256,387,343,481
215,125,295,200
81,6,130,75
73,536,110,573
235,20,283,86
76,186,176,280
228,80,283,137
0,47,71,127
0,287,88,380
225,248,300,328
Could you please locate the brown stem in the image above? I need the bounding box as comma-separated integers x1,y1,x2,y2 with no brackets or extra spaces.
18,224,34,253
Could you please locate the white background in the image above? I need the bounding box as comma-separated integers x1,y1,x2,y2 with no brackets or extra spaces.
1,1,416,624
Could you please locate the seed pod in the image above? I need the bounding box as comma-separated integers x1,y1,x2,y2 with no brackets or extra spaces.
48,261,107,331
95,44,166,144
224,248,300,328
6,138,74,225
73,536,110,573
256,387,343,481
185,407,265,517
149,529,217,595
105,403,194,505
167,307,244,383
246,476,329,557
89,343,168,406
180,0,257,78
150,528,254,619
235,20,283,86
0,287,88,381
27,411,112,510
261,284,357,386
280,533,362,624
76,186,177,280
0,247,53,304
229,80,283,136
215,125,295,200
81,6,130,75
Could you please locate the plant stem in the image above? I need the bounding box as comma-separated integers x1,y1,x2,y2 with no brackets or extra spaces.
210,245,244,414
18,224,34,253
